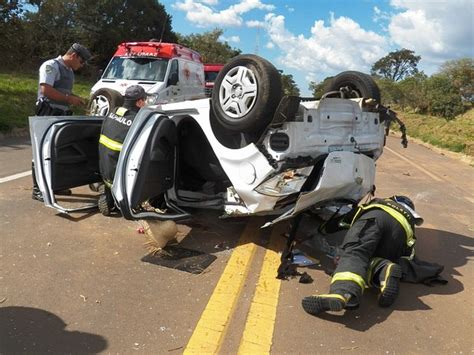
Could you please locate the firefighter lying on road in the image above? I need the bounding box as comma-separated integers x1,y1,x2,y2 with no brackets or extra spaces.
302,195,425,315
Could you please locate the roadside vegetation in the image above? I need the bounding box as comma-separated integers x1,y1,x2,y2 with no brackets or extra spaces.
0,72,93,132
1,71,472,157
398,109,473,156
1,1,471,157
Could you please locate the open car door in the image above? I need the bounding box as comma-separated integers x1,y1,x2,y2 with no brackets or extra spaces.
112,108,190,220
29,116,104,213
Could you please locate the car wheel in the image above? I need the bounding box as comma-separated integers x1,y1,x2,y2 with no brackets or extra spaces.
89,89,124,116
324,71,381,103
211,54,282,133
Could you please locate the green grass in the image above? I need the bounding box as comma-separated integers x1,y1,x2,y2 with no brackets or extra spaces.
396,109,474,156
0,71,93,132
1,71,473,157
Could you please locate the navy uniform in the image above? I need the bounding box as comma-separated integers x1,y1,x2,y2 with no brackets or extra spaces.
97,85,148,215
302,195,423,315
32,43,92,201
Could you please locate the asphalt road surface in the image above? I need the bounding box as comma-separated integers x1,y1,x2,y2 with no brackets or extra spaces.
0,133,472,354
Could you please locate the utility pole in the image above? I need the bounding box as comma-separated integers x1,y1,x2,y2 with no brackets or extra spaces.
254,27,260,55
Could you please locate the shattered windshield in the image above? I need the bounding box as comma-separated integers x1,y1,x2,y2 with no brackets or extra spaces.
102,57,169,81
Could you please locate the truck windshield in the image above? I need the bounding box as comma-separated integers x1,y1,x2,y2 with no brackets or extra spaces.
102,57,169,81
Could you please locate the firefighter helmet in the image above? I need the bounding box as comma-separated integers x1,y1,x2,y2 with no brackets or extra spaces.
391,195,415,210
391,195,423,225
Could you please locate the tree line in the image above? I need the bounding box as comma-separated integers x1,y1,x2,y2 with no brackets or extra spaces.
310,49,473,120
1,1,471,119
0,0,241,70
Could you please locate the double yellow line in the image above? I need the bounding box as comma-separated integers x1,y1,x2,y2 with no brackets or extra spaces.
184,218,286,354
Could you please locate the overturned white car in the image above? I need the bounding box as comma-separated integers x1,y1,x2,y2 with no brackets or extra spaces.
29,54,406,227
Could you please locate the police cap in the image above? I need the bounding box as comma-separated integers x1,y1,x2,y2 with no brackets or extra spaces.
71,43,92,62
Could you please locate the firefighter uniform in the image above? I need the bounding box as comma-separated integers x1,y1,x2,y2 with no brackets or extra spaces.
302,196,423,315
98,106,139,187
97,85,147,216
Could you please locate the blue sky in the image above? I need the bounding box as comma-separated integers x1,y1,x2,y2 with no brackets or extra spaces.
160,0,473,95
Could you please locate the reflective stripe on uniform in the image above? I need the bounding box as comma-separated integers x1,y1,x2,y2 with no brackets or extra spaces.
331,271,367,290
115,107,128,116
99,134,123,152
367,257,385,287
352,203,415,248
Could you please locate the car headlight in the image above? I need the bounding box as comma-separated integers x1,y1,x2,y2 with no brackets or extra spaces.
255,167,313,197
146,94,159,105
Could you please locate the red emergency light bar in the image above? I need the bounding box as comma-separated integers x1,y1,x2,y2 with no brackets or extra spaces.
114,42,202,62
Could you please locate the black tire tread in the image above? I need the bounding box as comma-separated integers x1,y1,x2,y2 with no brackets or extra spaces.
325,71,381,103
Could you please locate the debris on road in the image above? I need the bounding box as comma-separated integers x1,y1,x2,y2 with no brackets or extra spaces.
139,220,191,255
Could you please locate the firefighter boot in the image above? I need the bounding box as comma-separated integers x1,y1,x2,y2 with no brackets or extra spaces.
302,293,351,315
377,262,402,307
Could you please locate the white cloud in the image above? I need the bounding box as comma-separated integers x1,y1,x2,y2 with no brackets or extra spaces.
173,0,275,28
285,5,294,13
220,35,241,43
388,0,474,66
373,6,390,23
246,20,266,28
266,41,274,49
263,12,387,80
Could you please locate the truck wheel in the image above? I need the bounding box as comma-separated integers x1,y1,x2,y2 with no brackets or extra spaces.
211,54,282,133
324,71,381,103
89,89,124,116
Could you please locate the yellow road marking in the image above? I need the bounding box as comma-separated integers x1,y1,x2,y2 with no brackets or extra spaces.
385,146,444,182
238,223,285,355
183,218,261,354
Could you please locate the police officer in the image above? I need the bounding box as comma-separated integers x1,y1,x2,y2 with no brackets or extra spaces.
97,85,148,215
36,43,91,116
302,195,424,315
32,43,92,201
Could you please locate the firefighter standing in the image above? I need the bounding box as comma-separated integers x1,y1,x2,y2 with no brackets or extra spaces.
97,85,148,215
302,195,424,315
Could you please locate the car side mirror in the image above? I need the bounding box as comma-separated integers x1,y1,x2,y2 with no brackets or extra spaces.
168,72,178,86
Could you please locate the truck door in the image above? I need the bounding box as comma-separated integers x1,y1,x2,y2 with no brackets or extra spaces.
29,116,104,213
112,108,190,220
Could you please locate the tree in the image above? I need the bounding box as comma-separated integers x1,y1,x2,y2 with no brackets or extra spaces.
15,0,177,70
375,78,404,107
75,0,177,68
424,74,464,119
281,73,300,96
309,76,333,98
176,29,241,64
0,0,27,67
371,49,421,81
397,72,428,112
438,58,473,102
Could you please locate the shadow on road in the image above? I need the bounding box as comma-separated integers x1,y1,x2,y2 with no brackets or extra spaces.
306,227,473,331
0,306,108,353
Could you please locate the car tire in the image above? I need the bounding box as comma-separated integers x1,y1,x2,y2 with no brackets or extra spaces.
211,54,282,133
89,89,124,116
324,71,381,103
